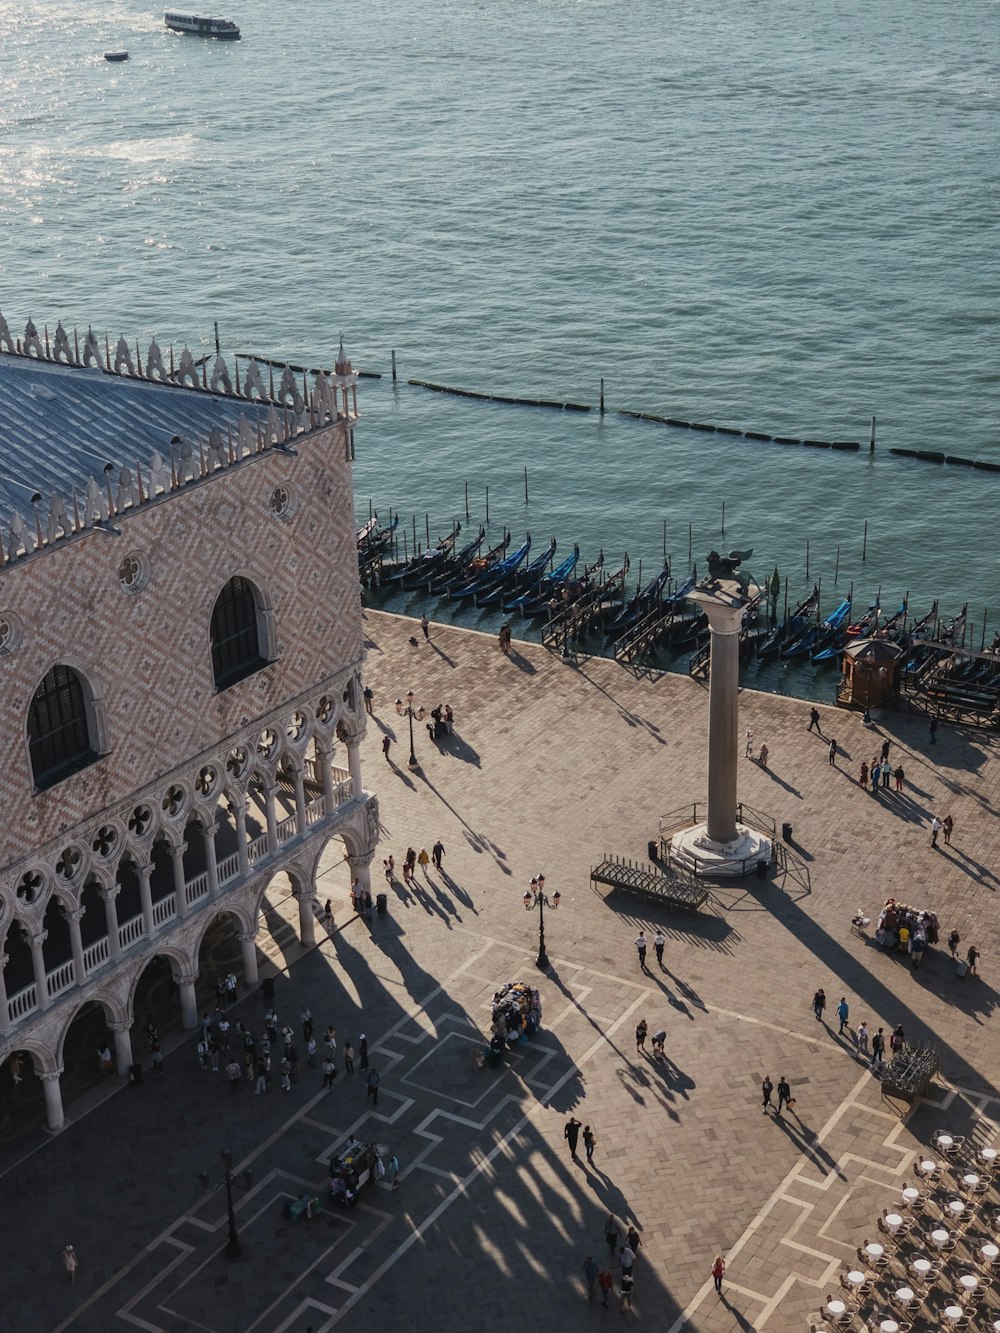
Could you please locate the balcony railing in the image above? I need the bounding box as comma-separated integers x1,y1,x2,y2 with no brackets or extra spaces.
46,959,76,998
217,851,240,885
82,937,110,974
305,795,326,826
8,984,37,1020
185,871,209,905
119,914,145,950
248,833,269,862
276,813,297,845
152,895,177,927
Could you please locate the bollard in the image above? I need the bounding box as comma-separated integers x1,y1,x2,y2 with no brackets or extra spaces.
600,377,605,416
391,349,397,383
870,414,876,453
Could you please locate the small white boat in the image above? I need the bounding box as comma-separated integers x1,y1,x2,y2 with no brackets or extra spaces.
164,9,240,39
104,50,129,62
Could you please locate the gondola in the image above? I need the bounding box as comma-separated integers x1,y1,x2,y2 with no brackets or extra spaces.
476,538,556,607
358,514,399,570
383,524,461,588
758,584,820,656
405,525,486,595
356,513,379,548
604,563,671,638
449,535,531,601
504,545,580,613
521,550,603,619
428,528,508,596
781,597,851,659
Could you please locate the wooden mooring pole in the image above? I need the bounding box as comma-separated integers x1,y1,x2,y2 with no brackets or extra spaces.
464,481,469,520
524,466,529,504
600,378,605,416
862,519,868,561
834,545,840,584
391,350,397,384
870,415,876,453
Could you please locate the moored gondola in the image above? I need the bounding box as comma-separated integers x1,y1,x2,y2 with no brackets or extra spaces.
450,535,531,601
476,538,556,607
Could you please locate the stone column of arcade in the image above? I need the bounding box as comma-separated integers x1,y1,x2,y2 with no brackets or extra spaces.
670,564,772,876
41,1067,65,1131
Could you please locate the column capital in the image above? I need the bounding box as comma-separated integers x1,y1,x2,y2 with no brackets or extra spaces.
236,929,257,944
0,952,8,969
346,851,376,871
24,928,48,949
108,1018,131,1033
40,1067,64,1083
202,822,220,838
170,842,188,859
175,969,199,987
63,905,86,923
136,861,154,878
98,882,121,902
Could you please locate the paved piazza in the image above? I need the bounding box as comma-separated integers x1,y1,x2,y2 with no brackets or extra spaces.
4,609,1000,1332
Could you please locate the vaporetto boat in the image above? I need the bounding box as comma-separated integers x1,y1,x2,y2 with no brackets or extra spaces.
164,9,240,39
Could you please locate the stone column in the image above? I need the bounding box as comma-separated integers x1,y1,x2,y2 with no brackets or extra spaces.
296,890,317,948
137,862,155,937
0,954,10,1031
65,906,86,985
203,823,220,896
27,929,49,1010
290,763,308,834
346,851,375,893
262,781,279,853
99,884,121,960
233,800,249,874
699,595,745,844
41,1068,65,1131
346,738,363,798
110,1019,133,1076
238,929,259,988
317,741,335,813
170,842,188,917
177,972,199,1030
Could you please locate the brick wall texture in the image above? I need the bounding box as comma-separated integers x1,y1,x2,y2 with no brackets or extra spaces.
0,418,362,865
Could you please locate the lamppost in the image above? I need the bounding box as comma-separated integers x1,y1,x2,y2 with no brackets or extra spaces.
394,690,425,770
523,873,561,970
198,1149,253,1259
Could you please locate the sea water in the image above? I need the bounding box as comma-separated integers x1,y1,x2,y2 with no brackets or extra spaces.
0,0,997,694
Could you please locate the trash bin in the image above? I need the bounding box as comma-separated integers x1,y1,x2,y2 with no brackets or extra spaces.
782,821,793,843
756,858,768,879
128,1062,143,1086
376,892,388,915
647,840,658,863
261,976,275,1002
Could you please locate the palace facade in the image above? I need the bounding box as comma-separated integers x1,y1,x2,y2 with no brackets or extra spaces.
0,313,377,1130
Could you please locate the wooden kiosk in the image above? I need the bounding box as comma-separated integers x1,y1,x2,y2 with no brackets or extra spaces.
837,638,903,710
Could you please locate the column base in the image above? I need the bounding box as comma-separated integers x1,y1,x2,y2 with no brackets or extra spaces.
669,824,772,878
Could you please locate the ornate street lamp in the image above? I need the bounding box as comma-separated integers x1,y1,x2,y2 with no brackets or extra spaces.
198,1149,253,1259
523,873,561,970
394,690,425,770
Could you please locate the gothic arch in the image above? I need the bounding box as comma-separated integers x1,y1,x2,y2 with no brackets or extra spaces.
190,904,251,962
54,991,128,1066
124,946,193,1019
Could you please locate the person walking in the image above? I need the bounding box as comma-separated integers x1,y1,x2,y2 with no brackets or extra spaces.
635,1018,648,1053
758,742,769,769
812,988,826,1021
894,765,905,792
761,1075,773,1113
882,760,891,788
582,1255,600,1303
366,1066,380,1105
745,729,754,757
829,738,837,766
583,1124,596,1164
564,1116,582,1160
776,1076,792,1115
634,932,648,970
967,945,980,976
598,1267,615,1308
382,734,392,762
226,1058,241,1091
363,685,374,715
359,1034,369,1070
929,715,938,745
625,1225,641,1254
859,760,869,787
280,1056,292,1092
343,1040,354,1073
712,1254,726,1295
417,848,430,877
619,1243,636,1277
420,613,430,641
948,929,961,958
431,839,445,871
322,1055,337,1089
620,1272,634,1312
603,1214,620,1257
62,1244,78,1284
98,1041,113,1076
870,1027,886,1070
837,997,849,1034
808,707,821,734
943,814,954,845
255,1058,268,1094
871,762,881,793
151,1041,163,1074
653,931,665,967
856,1020,870,1056
889,1023,905,1057
651,1028,666,1058
931,815,942,848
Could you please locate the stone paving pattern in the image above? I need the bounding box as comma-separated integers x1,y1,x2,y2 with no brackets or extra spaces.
2,608,999,1332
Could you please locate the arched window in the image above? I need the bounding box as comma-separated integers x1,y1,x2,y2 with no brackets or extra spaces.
211,577,269,689
27,665,98,790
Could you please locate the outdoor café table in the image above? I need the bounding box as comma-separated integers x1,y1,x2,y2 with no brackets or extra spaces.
826,1299,847,1317
902,1187,921,1206
931,1229,950,1248
880,1321,899,1333
981,1148,998,1166
937,1135,954,1151
982,1243,1000,1263
947,1200,966,1219
962,1174,981,1190
895,1286,915,1301
846,1271,867,1288
912,1258,933,1277
993,1321,1000,1333
943,1307,964,1324
885,1213,903,1233
866,1242,885,1262
919,1159,938,1176
958,1275,978,1295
